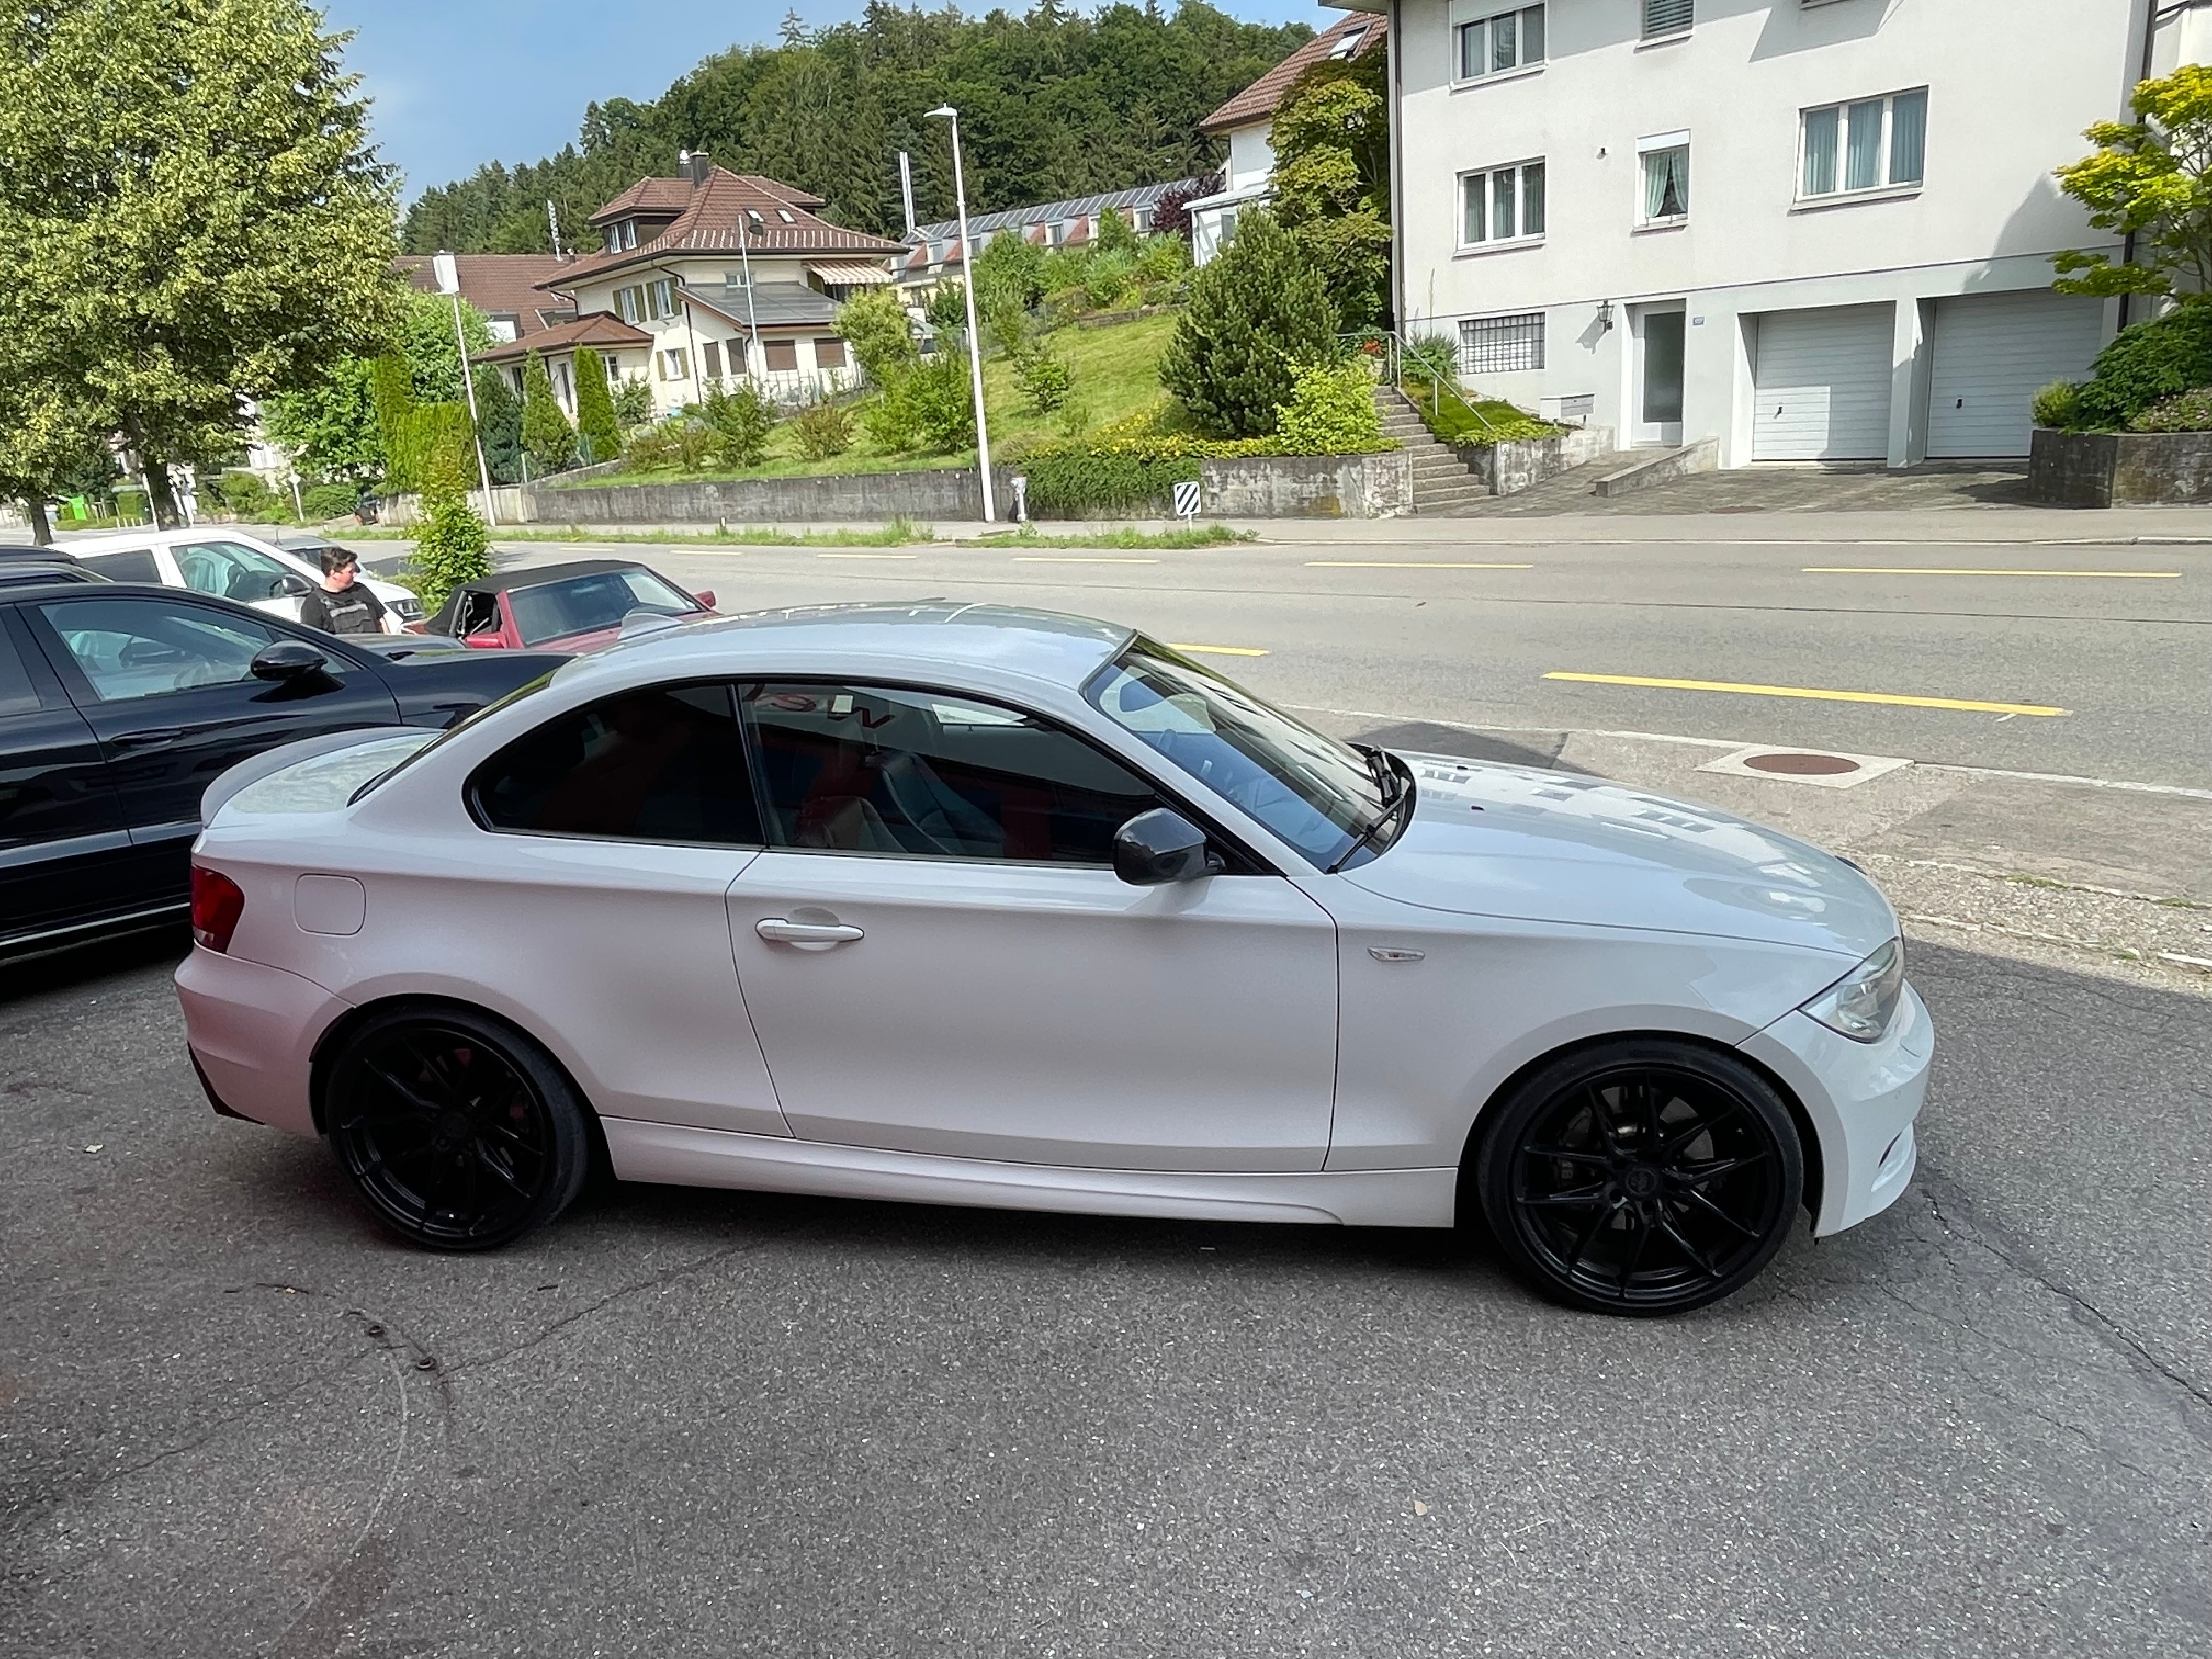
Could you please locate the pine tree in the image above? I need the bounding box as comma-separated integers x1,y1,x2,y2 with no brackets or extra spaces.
1159,211,1338,437
573,347,621,464
520,352,579,474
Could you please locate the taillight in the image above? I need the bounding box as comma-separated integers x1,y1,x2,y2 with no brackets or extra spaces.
190,866,245,952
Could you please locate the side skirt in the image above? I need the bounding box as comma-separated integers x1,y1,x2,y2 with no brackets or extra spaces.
600,1118,1459,1229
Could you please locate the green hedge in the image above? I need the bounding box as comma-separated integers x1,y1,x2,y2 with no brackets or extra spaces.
1021,448,1198,517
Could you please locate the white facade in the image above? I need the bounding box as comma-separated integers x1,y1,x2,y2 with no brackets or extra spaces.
1190,124,1277,266
1385,0,2183,466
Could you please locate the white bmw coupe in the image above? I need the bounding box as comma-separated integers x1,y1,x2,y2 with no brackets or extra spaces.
178,602,1930,1315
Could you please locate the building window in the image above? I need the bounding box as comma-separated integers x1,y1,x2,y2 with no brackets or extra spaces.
555,362,573,408
603,354,622,381
1459,160,1546,246
1643,0,1693,38
645,278,676,320
657,348,689,381
702,340,723,379
1801,88,1927,198
727,337,748,372
1639,138,1690,223
1328,24,1370,60
724,268,751,289
775,207,796,224
764,340,798,373
1455,5,1544,81
1458,312,1546,375
616,286,642,324
815,337,847,369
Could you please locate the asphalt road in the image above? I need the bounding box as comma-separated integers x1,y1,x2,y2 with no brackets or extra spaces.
2,927,2206,1658
476,529,2212,788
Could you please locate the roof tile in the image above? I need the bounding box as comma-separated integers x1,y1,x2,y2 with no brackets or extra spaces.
1199,13,1387,134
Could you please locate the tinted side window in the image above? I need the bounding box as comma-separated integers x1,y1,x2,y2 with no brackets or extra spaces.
741,682,1163,864
79,549,162,584
36,597,274,702
472,682,759,845
0,617,40,715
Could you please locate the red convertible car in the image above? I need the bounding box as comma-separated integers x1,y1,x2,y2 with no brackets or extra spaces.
419,560,718,653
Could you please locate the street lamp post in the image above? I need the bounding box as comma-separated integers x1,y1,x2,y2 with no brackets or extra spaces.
432,251,499,524
736,208,764,386
926,104,995,523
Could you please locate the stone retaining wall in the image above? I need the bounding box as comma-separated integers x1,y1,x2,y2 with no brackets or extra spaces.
1197,451,1412,518
1463,426,1616,496
2028,427,2212,506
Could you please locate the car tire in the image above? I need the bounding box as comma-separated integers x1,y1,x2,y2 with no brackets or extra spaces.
324,1006,592,1252
1471,1039,1805,1317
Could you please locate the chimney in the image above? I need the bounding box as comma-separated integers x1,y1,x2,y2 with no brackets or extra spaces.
681,148,712,189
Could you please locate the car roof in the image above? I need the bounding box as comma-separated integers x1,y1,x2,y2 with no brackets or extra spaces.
452,558,666,595
575,600,1135,691
0,545,81,563
0,563,102,588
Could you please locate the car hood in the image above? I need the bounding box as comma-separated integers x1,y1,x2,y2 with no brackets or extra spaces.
1339,753,1897,960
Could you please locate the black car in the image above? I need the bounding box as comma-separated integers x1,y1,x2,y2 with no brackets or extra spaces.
0,579,567,962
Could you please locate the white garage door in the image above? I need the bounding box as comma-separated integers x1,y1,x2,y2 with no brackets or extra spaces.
1752,305,1895,461
1928,291,2106,458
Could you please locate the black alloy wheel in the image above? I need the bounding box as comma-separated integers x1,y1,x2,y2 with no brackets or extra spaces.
325,1007,591,1251
1472,1041,1805,1316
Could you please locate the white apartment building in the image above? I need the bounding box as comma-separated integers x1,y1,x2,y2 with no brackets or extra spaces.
1368,0,2212,466
475,153,905,420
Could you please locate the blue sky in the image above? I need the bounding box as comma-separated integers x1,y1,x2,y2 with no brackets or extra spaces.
323,1,1328,201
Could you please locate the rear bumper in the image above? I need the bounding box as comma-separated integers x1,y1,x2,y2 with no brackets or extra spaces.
1739,981,1932,1237
175,947,349,1138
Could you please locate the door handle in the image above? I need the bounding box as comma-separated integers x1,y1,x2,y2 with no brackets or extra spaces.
109,728,185,751
755,917,865,946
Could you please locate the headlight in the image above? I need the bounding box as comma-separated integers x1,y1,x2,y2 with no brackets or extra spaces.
1800,938,1905,1043
390,595,422,620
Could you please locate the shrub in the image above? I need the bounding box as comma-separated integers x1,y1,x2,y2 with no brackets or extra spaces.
1013,337,1074,414
973,229,1046,317
904,351,976,452
2129,385,2212,431
2032,380,2086,431
789,398,855,461
1093,206,1140,260
1272,359,1386,454
1404,331,1461,382
1022,447,1197,517
520,352,578,473
411,484,490,613
837,289,919,385
2070,304,2212,427
926,281,970,340
698,382,775,469
612,377,654,431
621,421,682,472
1135,233,1189,286
302,481,360,521
215,469,281,517
1159,210,1338,436
573,347,621,464
1084,251,1138,312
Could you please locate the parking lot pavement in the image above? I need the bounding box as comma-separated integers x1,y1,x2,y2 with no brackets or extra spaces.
2,924,2205,1659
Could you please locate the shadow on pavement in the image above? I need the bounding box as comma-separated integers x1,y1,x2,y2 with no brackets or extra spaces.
0,925,188,1006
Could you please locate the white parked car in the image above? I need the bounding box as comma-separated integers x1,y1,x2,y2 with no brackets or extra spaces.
65,527,422,631
177,604,1930,1315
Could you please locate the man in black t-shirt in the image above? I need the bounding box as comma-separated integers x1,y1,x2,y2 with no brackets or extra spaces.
297,547,390,635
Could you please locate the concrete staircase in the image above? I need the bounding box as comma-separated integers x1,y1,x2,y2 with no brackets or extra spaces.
1374,386,1491,514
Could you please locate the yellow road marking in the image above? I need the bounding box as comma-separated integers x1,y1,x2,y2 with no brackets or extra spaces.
1012,555,1161,564
1544,672,2069,718
1803,566,2181,579
815,552,919,560
1171,643,1271,658
1306,560,1535,569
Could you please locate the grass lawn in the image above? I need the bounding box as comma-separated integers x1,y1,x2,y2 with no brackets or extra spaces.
1400,375,1560,445
563,310,1183,489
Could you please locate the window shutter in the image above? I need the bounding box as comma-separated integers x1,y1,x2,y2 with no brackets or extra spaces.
1643,0,1692,37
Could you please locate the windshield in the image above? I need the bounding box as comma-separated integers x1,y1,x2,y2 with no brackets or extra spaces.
509,569,701,647
1084,640,1386,868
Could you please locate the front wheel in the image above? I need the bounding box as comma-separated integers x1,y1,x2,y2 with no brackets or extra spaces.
1472,1040,1805,1316
325,1007,591,1251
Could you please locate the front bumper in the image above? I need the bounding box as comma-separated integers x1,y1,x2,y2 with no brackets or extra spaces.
174,947,349,1138
1739,981,1932,1237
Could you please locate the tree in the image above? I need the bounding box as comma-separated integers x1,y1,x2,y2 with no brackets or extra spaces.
1149,174,1221,242
0,0,402,525
2054,65,2212,303
472,367,525,484
837,289,920,385
973,229,1047,317
925,281,970,340
1093,206,1141,259
1159,211,1338,436
520,352,579,473
1269,49,1392,329
574,347,622,462
261,361,384,485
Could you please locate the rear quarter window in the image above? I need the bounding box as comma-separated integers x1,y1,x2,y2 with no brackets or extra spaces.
80,549,162,584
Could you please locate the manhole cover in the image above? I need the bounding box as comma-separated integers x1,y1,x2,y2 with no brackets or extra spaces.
1741,751,1861,776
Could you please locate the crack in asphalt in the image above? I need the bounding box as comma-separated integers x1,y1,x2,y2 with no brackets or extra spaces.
440,1224,809,1381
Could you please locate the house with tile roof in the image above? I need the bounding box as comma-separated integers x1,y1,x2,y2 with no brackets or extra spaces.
1185,10,1387,265
475,152,907,420
396,254,576,342
891,178,1210,304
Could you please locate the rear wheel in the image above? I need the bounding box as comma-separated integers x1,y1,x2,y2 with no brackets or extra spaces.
1472,1040,1804,1316
325,1007,590,1251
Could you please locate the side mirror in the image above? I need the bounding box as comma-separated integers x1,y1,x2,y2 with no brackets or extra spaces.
269,572,314,599
694,590,716,610
463,631,506,650
250,639,329,681
1113,808,1221,886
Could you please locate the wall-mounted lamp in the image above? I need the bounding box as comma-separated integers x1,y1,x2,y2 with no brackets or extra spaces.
1597,300,1616,332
